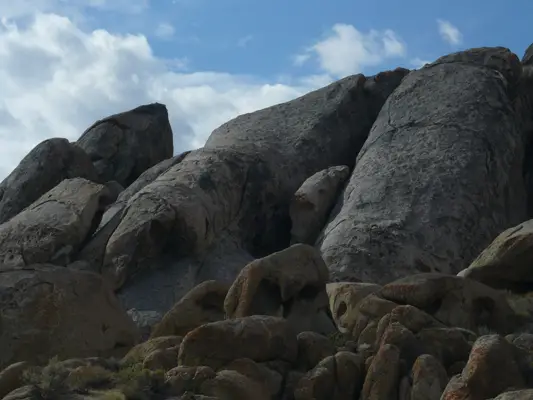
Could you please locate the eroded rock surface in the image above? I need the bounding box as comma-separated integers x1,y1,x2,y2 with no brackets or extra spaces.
0,138,99,224
0,265,139,370
319,47,528,283
100,69,409,292
76,103,174,187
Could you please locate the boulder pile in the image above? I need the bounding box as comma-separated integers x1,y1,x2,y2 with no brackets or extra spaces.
1,46,533,399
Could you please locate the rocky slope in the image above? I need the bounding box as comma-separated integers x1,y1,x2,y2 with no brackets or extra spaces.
0,46,533,399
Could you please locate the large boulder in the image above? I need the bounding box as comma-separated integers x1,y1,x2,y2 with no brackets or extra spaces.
0,264,139,370
177,316,298,370
100,69,409,294
0,178,116,268
150,280,229,338
0,138,99,224
319,47,528,283
224,244,336,335
441,335,528,400
76,103,174,187
378,274,520,334
458,219,533,290
290,165,350,245
75,151,191,272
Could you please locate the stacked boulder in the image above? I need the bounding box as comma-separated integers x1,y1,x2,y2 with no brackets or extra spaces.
0,45,533,399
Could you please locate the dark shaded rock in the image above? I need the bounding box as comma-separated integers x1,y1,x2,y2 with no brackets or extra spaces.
0,138,99,224
290,165,350,245
0,178,115,268
0,264,139,370
76,103,174,187
177,316,298,370
379,274,520,333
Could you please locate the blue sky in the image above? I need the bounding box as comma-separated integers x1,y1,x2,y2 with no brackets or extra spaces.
78,0,532,77
0,0,531,179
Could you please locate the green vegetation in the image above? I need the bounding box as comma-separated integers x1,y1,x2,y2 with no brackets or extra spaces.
22,356,167,400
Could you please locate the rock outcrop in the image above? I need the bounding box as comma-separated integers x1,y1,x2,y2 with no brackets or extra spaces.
76,103,174,187
319,47,529,283
1,45,533,399
0,138,99,224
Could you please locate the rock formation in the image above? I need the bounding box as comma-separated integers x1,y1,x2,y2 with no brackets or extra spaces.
0,45,533,399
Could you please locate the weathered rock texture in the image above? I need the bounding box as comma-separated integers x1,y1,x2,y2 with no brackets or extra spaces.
1,45,533,400
0,265,139,370
0,178,116,268
319,47,529,283
101,68,408,293
290,165,350,245
459,219,533,291
0,138,99,224
76,103,174,187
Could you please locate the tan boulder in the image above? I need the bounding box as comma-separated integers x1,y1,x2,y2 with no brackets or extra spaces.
384,305,445,332
326,282,382,334
0,362,30,399
224,358,283,398
224,244,336,335
151,280,229,339
296,331,336,371
344,293,399,339
121,336,182,372
200,369,269,400
415,327,472,368
459,219,533,290
376,321,421,368
410,354,448,400
441,335,527,400
0,265,139,369
294,351,364,400
166,366,216,396
178,316,298,369
361,343,401,400
379,273,520,333
290,165,350,245
0,178,115,268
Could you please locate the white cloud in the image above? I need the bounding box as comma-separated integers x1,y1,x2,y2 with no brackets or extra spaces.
292,53,311,66
410,57,432,69
0,12,319,180
437,19,462,45
295,24,406,78
237,35,253,48
155,22,175,39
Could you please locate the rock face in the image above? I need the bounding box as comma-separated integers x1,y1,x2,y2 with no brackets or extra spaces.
319,47,529,283
2,45,533,400
290,165,350,245
224,244,336,335
76,103,174,187
0,178,116,268
100,69,408,292
459,219,533,291
0,264,139,370
0,138,99,224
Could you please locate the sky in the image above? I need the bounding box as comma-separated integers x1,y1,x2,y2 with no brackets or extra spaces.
0,0,532,180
